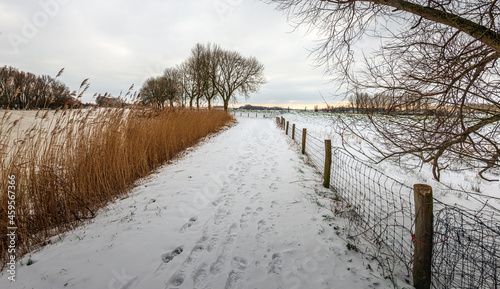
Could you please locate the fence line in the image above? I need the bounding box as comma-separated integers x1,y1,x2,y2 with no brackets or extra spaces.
275,116,500,289
232,110,280,119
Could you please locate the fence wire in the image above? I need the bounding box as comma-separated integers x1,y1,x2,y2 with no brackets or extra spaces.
432,204,500,288
276,116,500,289
235,111,279,118
293,127,302,147
330,148,415,274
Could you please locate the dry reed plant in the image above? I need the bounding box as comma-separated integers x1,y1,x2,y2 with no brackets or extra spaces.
0,106,234,268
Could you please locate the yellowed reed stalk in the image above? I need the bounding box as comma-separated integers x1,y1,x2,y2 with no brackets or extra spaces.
0,107,234,268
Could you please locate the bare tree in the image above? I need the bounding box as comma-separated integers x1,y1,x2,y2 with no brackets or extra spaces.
162,67,182,107
154,43,265,111
178,61,196,109
140,67,182,109
202,44,221,109
180,44,210,109
267,0,500,181
140,76,166,108
0,66,77,109
211,47,266,111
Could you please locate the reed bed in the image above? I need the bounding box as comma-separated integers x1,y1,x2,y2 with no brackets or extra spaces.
0,107,234,268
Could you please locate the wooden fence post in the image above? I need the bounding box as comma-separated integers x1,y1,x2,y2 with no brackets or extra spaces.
302,128,307,155
413,184,433,289
286,121,289,135
292,124,295,140
323,140,332,188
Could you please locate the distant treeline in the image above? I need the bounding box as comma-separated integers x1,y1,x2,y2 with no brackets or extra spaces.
347,92,500,116
94,93,129,108
0,66,81,109
238,104,286,110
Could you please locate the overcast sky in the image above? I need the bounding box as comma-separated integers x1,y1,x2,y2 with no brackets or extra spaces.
0,0,345,109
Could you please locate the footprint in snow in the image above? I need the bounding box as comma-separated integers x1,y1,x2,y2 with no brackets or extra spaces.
162,246,184,264
253,207,263,217
179,216,198,232
207,237,219,252
257,220,266,230
168,272,185,287
224,270,245,289
250,192,262,203
231,256,248,271
240,213,250,229
210,255,225,275
214,207,229,225
268,253,283,274
193,264,209,289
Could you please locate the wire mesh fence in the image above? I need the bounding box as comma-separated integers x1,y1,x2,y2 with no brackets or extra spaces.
330,147,415,274
276,116,500,289
233,110,280,119
432,203,500,288
305,133,325,176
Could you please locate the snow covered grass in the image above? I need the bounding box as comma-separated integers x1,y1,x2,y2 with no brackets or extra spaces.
273,111,500,288
280,110,500,210
0,107,234,269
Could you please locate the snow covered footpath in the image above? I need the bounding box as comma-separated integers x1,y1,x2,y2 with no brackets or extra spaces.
1,117,400,289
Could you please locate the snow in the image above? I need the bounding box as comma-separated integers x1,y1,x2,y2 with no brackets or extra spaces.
1,117,404,288
278,111,500,212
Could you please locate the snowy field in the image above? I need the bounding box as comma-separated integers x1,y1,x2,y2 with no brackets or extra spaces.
277,110,500,212
262,110,500,288
0,117,405,288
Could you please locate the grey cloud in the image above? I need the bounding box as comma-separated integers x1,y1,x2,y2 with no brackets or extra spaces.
0,0,343,107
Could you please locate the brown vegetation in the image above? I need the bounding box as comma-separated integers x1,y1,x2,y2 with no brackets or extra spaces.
0,106,234,268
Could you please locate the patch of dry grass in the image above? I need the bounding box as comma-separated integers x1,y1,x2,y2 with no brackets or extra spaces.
0,107,234,268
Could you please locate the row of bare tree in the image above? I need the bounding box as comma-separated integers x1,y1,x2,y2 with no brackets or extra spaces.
140,43,266,110
0,66,80,109
348,92,462,116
